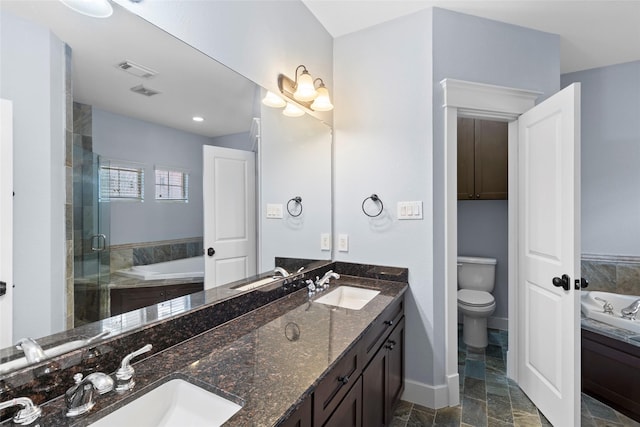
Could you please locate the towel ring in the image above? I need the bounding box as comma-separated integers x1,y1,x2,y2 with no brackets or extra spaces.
362,194,383,217
287,196,303,217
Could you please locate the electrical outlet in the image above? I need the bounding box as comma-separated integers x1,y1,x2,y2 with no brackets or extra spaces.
320,233,331,251
338,234,349,252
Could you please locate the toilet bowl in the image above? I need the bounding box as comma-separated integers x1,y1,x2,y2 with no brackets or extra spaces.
457,256,497,348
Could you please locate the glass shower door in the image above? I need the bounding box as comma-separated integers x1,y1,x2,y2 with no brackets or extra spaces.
73,149,111,326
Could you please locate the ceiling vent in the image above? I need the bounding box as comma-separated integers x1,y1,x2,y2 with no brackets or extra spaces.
130,85,161,97
117,60,157,79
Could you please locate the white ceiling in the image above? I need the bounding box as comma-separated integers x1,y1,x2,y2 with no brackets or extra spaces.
1,1,258,138
302,0,640,73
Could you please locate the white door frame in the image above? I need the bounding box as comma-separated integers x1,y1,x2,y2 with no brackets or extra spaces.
440,79,541,405
0,99,13,348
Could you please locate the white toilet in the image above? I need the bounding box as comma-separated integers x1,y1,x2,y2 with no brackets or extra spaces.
457,256,497,348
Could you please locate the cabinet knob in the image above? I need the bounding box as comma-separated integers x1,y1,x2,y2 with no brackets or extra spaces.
476,194,480,198
468,194,473,199
384,320,393,326
337,375,349,385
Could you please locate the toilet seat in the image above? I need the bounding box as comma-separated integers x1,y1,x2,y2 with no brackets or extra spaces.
457,289,494,307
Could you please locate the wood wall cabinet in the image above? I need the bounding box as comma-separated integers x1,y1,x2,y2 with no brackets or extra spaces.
457,118,508,200
110,282,203,315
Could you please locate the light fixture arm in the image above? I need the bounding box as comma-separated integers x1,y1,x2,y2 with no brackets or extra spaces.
313,78,326,89
294,65,309,87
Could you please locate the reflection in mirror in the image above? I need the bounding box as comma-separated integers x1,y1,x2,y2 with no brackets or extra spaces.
0,0,331,369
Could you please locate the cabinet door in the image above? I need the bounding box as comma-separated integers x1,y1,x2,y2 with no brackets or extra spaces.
474,120,508,199
386,318,405,415
362,343,387,427
323,377,362,427
457,117,475,200
278,396,312,427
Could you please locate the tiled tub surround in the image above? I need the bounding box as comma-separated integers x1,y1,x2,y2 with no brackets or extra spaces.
582,253,640,296
1,274,407,426
109,237,204,273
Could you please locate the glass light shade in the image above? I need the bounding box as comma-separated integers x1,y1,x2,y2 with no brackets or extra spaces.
310,86,334,111
282,102,305,117
293,71,317,102
261,91,286,108
59,0,113,18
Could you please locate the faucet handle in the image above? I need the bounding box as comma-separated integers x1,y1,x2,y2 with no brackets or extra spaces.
115,344,152,392
0,398,42,425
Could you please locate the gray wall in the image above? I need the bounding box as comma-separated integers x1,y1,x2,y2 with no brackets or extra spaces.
561,60,640,256
431,7,560,390
458,201,509,320
210,132,252,152
92,108,213,245
259,103,332,272
0,10,66,339
334,6,560,403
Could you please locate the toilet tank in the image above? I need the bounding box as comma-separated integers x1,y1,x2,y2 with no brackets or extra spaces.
457,256,497,292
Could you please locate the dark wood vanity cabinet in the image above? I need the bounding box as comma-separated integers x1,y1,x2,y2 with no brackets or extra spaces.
278,294,406,427
110,282,204,315
363,318,405,427
457,118,508,200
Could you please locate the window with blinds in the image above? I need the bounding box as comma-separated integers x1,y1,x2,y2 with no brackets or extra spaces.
155,168,189,202
99,164,144,201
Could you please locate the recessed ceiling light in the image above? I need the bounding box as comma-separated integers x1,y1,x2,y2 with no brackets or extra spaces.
192,116,204,122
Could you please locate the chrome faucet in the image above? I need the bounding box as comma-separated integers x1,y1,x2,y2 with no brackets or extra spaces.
15,338,46,363
65,372,114,417
115,344,152,392
621,299,640,320
594,297,614,315
273,267,290,278
316,270,340,291
0,397,42,425
273,266,304,278
305,279,316,295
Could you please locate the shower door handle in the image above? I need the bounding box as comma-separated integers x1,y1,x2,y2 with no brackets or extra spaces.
91,234,107,252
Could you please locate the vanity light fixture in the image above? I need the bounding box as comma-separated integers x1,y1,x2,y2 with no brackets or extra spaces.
282,102,304,118
274,64,334,116
261,91,286,108
59,0,113,18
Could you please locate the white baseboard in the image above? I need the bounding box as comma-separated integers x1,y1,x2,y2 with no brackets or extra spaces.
401,379,451,409
487,316,508,331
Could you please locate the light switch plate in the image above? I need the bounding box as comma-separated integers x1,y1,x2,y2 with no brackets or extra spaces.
266,203,283,219
338,234,349,252
320,233,331,251
397,201,423,220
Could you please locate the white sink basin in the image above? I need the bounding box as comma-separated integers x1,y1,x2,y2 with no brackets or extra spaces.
315,286,380,310
91,379,241,427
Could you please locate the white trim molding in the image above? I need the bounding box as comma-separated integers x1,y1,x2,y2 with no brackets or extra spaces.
402,379,451,409
440,79,541,121
440,79,541,408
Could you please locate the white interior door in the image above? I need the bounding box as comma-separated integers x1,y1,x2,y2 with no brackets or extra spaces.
203,146,256,289
0,99,14,348
517,83,581,426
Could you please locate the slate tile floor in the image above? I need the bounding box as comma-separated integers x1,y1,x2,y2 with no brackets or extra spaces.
391,328,640,427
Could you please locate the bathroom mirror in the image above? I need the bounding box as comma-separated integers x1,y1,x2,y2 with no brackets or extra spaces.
0,0,331,366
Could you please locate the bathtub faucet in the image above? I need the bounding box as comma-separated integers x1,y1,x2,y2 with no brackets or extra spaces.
594,297,614,315
621,299,640,320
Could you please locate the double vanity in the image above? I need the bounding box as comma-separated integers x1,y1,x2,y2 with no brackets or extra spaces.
0,261,407,426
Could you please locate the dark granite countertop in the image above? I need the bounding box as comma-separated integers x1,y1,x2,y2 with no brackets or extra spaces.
18,276,407,426
581,315,640,348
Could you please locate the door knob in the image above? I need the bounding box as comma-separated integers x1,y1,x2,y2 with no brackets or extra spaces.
207,247,215,257
575,277,589,290
552,274,570,291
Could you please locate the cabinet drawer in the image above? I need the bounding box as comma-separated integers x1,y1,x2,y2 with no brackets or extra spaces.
362,297,404,365
314,342,363,426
